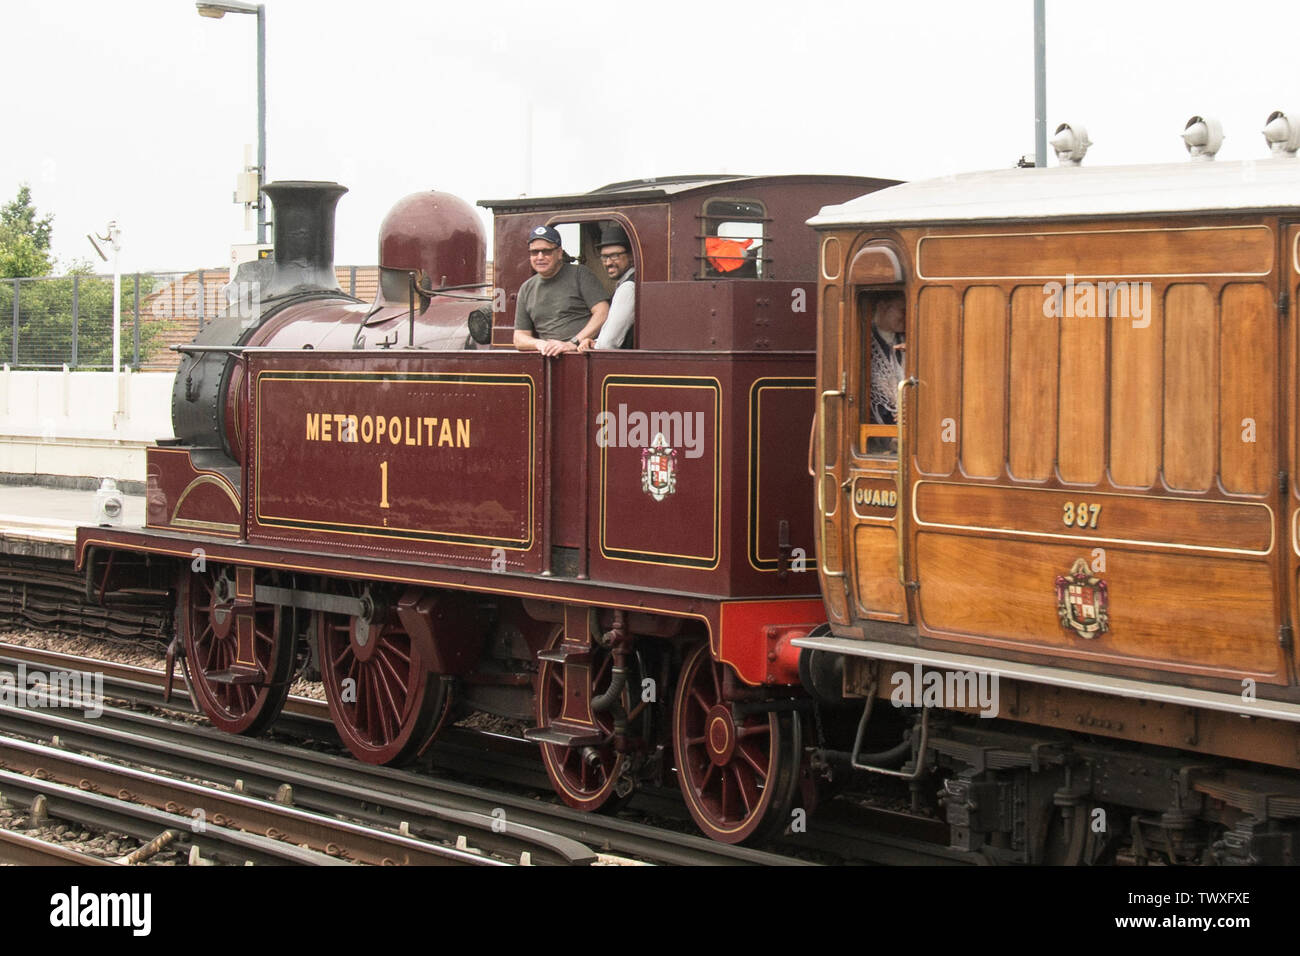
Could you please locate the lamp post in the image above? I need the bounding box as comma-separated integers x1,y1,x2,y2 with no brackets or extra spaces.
196,1,267,245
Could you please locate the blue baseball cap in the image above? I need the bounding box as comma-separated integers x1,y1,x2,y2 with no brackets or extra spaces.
528,225,562,246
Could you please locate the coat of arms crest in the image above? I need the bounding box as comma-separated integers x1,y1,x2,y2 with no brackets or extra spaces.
640,432,678,501
1055,558,1109,640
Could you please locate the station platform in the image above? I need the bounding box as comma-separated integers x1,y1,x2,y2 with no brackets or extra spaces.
0,484,147,562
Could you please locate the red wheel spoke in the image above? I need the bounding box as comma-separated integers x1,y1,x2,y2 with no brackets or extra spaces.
373,669,396,743
367,669,385,740
183,572,291,736
737,740,769,779
373,657,407,730
319,607,447,765
375,647,410,701
731,764,756,816
673,645,797,844
535,626,626,812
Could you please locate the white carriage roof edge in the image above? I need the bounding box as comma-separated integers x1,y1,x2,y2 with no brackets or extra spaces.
808,158,1300,228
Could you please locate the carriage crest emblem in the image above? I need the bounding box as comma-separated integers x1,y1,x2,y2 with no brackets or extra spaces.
640,433,678,501
1055,558,1109,640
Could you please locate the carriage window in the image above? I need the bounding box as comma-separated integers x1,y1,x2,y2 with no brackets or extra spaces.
699,199,767,278
858,291,906,456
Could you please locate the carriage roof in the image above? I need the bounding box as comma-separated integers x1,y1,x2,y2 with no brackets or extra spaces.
809,158,1300,228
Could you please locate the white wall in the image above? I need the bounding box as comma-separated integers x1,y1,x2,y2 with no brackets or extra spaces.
0,369,176,482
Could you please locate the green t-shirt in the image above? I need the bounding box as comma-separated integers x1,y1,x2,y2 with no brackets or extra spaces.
514,262,610,342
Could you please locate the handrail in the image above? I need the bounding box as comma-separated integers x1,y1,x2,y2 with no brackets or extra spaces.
818,385,845,579
895,376,918,585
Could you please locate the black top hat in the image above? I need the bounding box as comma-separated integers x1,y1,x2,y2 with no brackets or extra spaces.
598,223,631,252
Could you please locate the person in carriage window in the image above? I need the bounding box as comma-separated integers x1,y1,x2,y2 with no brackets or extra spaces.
593,223,635,350
869,292,906,426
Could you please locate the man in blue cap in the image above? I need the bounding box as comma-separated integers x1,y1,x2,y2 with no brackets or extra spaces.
513,225,610,355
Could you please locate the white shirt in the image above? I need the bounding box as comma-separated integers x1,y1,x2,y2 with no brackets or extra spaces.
595,268,635,349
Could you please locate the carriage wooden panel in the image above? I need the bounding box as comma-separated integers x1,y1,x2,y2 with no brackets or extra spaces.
915,286,959,476
1008,288,1057,482
1108,288,1162,488
959,286,1006,479
817,211,1292,691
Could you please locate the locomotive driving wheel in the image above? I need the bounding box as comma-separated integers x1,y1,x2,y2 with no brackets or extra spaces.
535,625,631,812
176,566,295,736
317,598,448,766
672,643,801,844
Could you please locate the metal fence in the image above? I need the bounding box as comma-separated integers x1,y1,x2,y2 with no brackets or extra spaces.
1,266,380,372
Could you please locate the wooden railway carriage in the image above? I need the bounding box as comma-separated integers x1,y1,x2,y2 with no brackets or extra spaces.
803,152,1300,862
75,172,894,844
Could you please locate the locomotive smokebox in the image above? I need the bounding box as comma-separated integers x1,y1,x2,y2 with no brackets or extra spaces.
262,181,348,297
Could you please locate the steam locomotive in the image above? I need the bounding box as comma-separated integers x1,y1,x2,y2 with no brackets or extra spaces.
79,171,894,844
78,111,1300,860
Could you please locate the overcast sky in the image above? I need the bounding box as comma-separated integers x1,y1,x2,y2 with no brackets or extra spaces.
6,0,1299,273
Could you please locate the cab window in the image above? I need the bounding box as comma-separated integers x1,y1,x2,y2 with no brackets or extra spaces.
699,199,767,278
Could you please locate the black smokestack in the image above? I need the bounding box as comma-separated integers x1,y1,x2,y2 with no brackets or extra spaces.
262,181,348,297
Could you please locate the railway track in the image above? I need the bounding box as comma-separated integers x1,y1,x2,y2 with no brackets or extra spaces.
0,732,513,866
0,640,977,866
0,827,121,866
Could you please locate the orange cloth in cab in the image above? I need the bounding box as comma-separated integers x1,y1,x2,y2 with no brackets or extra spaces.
705,237,754,273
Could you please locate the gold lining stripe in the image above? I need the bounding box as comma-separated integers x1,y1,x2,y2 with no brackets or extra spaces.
916,223,1274,281
153,449,242,509
171,474,241,521
598,377,721,568
746,379,820,572
820,236,842,281
171,517,241,534
252,370,535,548
911,480,1275,557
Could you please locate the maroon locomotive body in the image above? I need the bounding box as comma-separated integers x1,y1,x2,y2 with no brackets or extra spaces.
79,172,894,842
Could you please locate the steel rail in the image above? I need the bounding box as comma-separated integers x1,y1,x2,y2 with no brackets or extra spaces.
0,827,119,866
0,765,348,866
0,698,593,866
0,734,506,867
0,643,973,865
0,690,789,865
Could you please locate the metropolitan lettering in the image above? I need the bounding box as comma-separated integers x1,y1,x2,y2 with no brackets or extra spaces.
305,413,471,447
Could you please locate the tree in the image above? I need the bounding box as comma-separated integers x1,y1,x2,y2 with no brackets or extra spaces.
0,184,54,279
0,186,166,367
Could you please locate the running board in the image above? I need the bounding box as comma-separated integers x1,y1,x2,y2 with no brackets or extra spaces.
792,633,1300,724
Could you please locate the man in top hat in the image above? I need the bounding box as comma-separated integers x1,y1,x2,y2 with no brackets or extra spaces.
593,223,635,349
513,224,610,356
